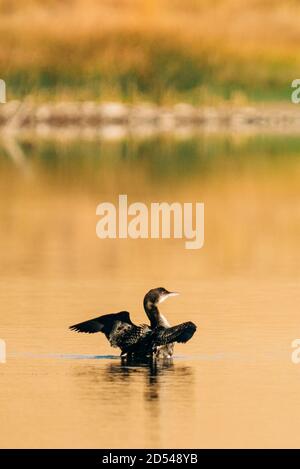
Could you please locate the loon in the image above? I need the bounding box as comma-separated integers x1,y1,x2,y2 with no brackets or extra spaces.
69,287,197,359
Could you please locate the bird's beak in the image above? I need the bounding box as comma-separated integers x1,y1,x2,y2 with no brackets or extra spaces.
168,291,179,297
159,291,179,303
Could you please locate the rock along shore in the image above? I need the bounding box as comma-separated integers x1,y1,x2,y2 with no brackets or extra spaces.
1,101,300,137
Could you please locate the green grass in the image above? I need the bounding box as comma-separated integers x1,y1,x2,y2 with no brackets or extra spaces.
1,0,300,104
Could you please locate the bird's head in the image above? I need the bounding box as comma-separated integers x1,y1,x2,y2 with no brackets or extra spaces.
143,287,179,310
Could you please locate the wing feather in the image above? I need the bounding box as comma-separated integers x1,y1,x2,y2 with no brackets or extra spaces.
154,321,197,345
69,311,132,336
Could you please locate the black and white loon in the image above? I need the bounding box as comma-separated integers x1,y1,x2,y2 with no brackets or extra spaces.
69,288,197,359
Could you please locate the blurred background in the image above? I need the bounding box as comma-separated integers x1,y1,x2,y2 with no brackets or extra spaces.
0,0,299,103
0,0,300,450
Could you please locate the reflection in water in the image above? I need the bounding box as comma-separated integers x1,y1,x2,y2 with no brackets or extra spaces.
2,133,300,188
1,132,300,448
71,358,195,447
73,358,194,403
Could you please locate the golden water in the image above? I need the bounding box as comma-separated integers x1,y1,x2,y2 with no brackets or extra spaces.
0,134,299,448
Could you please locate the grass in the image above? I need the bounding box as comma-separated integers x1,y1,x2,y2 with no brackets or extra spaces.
1,0,300,104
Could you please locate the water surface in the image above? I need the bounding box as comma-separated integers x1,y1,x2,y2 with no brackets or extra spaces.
0,133,300,448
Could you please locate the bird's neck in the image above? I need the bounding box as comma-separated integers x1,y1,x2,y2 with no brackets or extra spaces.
144,302,170,328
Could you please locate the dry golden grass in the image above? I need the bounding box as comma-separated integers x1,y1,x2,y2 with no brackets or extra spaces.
1,0,300,102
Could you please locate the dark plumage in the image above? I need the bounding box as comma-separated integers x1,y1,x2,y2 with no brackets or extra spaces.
69,288,197,359
153,322,197,345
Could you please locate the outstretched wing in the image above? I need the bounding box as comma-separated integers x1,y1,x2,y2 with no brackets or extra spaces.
69,311,150,351
69,311,133,338
153,321,197,345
